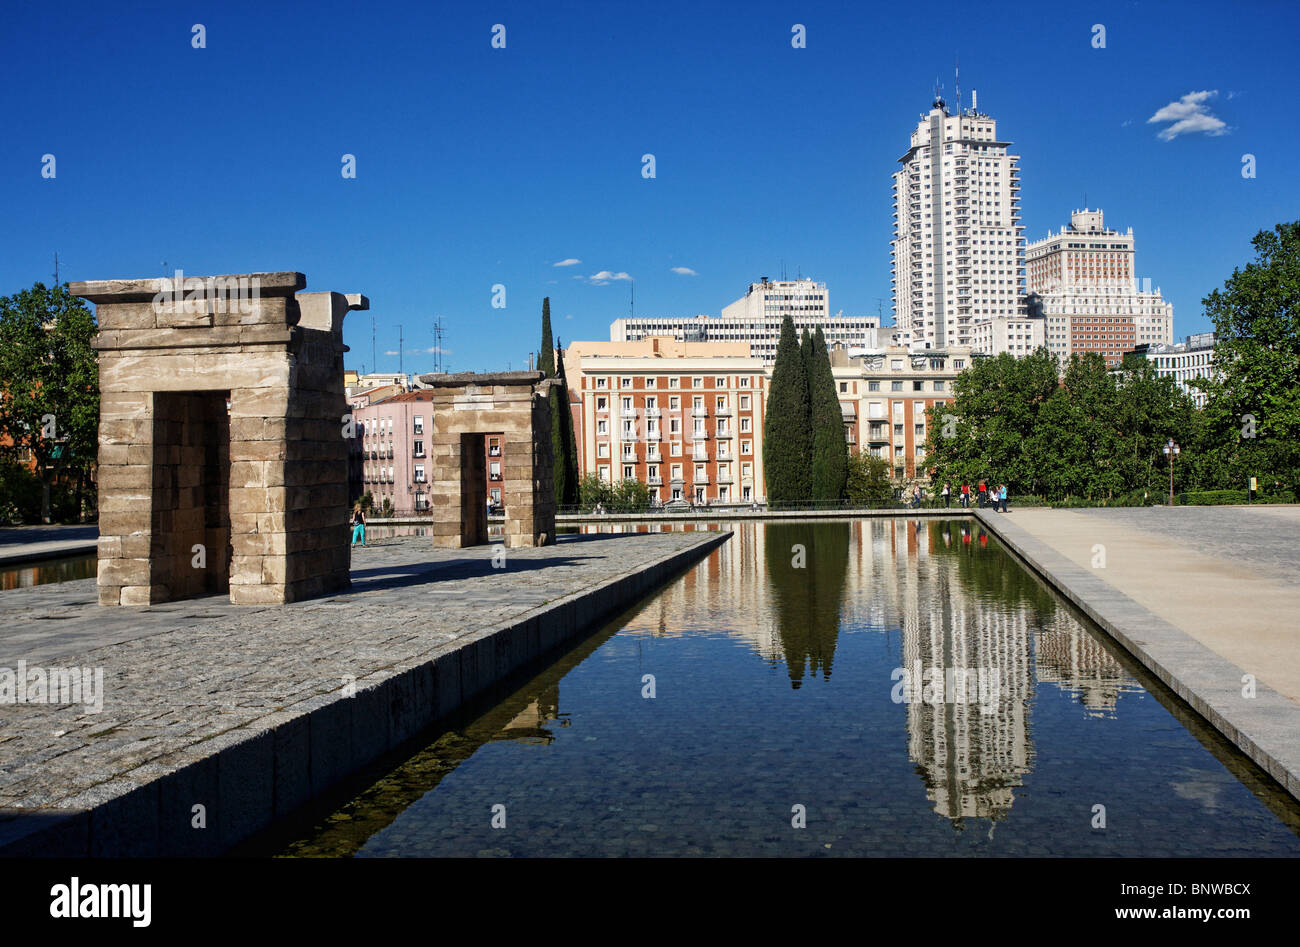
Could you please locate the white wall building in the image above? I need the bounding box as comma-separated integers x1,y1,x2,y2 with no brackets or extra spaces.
1027,209,1174,367
1139,332,1218,407
891,93,1025,349
969,313,1046,357
611,278,884,363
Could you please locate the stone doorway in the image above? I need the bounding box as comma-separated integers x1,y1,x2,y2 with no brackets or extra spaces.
419,372,557,548
151,390,232,598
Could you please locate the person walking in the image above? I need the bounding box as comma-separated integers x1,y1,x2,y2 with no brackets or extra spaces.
942,482,951,508
351,503,366,547
1000,483,1009,513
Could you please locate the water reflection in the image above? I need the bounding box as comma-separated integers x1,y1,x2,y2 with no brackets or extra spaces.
266,519,1300,857
0,555,96,590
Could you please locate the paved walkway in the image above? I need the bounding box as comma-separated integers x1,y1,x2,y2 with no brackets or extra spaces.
976,505,1300,803
0,525,97,566
0,530,723,818
1002,505,1300,703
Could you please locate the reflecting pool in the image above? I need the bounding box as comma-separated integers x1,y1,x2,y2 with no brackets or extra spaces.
272,519,1300,857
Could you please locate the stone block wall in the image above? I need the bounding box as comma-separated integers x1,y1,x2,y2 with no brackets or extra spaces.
72,274,367,606
421,372,556,549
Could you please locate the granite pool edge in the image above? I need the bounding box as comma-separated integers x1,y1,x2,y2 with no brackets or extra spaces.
0,530,733,857
973,509,1300,804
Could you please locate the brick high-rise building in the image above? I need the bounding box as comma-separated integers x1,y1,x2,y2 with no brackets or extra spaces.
1026,208,1174,368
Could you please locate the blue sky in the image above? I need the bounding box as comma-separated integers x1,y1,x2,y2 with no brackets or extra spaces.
3,0,1296,373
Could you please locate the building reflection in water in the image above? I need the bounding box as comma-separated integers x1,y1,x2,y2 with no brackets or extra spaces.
583,518,1145,828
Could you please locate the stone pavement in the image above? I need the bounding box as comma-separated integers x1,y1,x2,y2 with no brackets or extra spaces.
0,529,729,854
0,526,98,566
975,505,1300,804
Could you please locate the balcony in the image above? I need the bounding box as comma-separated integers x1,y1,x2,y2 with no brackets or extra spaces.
715,429,733,439
714,405,732,417
691,407,709,418
647,476,663,486
715,474,734,485
692,431,709,441
644,407,661,418
621,408,638,419
693,473,710,485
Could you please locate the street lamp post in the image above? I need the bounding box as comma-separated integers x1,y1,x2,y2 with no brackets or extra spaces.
1163,438,1181,506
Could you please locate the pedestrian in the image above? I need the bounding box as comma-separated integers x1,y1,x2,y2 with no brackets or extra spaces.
942,482,951,508
912,485,921,509
351,503,366,547
978,479,987,509
960,482,970,508
1000,483,1008,513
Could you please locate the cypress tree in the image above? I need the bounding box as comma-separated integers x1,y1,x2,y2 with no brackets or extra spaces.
763,315,812,505
552,338,580,505
810,327,848,501
539,297,555,376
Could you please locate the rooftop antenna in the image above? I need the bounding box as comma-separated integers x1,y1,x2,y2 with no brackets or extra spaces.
53,251,62,287
630,280,635,319
432,317,445,374
398,324,404,382
955,55,961,114
371,314,376,376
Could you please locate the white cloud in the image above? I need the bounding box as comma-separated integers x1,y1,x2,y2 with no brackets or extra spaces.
565,314,573,320
586,270,633,285
553,258,581,267
1147,91,1228,140
425,346,450,354
670,266,698,276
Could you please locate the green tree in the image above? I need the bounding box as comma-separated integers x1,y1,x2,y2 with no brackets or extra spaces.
1197,221,1300,496
762,315,811,505
577,472,612,511
0,282,99,522
845,450,893,503
551,337,579,505
611,477,651,512
809,328,847,501
539,297,555,377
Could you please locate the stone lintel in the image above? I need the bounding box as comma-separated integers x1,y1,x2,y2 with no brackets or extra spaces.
69,272,306,304
418,371,544,389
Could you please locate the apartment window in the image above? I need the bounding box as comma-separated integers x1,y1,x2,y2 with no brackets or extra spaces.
413,416,424,435
671,442,681,456
414,464,426,483
738,377,750,387
412,439,425,457
740,394,750,410
934,380,945,391
621,377,633,387
488,461,501,481
671,464,682,480
597,443,609,458
669,378,680,388
597,419,607,435
741,440,752,454
646,377,657,388
623,465,635,479
912,381,924,391
692,377,703,388
623,443,636,458
715,377,726,387
596,377,608,389
596,396,607,411
669,396,680,410
891,381,903,391
868,381,880,391
954,359,965,369
670,418,680,434
599,465,610,482
740,417,750,432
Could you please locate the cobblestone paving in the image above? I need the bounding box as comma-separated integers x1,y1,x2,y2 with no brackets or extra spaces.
0,531,721,809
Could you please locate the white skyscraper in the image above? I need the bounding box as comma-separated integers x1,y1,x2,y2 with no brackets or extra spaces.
891,93,1025,348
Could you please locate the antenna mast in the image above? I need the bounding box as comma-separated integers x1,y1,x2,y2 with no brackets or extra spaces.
398,324,404,382
433,317,445,374
371,314,376,376
53,251,61,287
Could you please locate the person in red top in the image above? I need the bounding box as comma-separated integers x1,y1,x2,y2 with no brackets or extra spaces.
977,480,987,508
960,483,970,508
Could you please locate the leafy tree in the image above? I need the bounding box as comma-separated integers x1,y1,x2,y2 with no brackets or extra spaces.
610,477,650,512
0,282,99,522
763,315,811,505
809,328,847,501
845,450,892,503
1196,221,1300,495
577,472,611,511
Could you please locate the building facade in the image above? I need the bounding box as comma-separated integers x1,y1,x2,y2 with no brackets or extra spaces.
564,338,768,505
832,345,971,482
1026,208,1174,367
1136,332,1218,408
351,390,506,514
892,95,1025,349
610,278,883,363
969,313,1045,357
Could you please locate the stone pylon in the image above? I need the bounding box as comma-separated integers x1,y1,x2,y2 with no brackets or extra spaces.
70,272,367,605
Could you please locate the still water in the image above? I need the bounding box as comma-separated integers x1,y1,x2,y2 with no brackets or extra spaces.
272,519,1300,857
0,554,97,590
